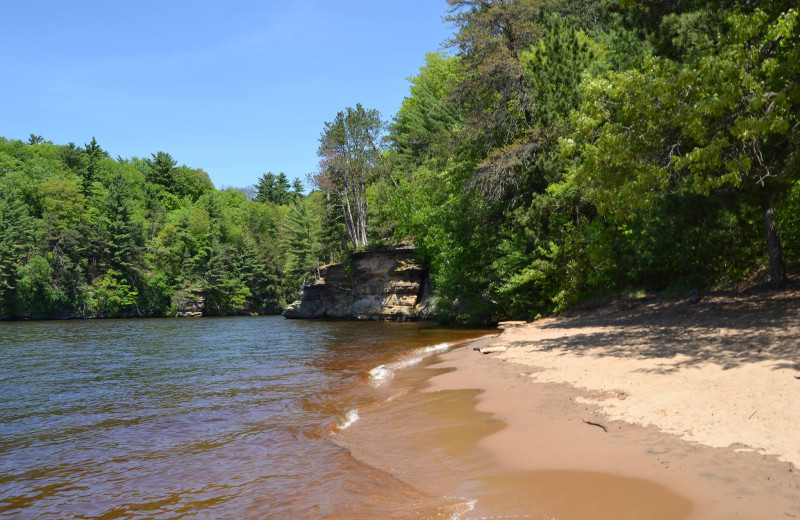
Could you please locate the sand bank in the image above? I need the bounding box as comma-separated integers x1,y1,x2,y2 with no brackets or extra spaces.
427,286,800,519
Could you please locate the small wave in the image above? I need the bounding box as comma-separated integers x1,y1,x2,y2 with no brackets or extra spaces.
392,342,452,370
369,365,394,381
335,409,359,431
368,342,455,386
415,341,451,355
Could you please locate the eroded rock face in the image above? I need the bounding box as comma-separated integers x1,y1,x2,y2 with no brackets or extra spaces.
172,289,207,318
283,247,431,321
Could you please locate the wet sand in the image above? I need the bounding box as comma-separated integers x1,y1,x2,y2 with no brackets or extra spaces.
426,286,800,519
337,348,696,519
334,286,800,518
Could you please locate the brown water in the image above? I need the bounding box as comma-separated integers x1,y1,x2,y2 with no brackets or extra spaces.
335,353,694,520
0,317,489,519
1,317,693,519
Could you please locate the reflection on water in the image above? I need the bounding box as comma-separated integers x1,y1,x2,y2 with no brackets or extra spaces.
0,317,486,519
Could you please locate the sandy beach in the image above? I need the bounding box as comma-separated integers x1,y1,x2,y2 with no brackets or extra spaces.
426,285,800,519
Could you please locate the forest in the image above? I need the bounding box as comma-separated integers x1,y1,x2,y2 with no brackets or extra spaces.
1,0,798,322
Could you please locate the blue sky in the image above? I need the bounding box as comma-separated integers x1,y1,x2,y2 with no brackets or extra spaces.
2,1,453,189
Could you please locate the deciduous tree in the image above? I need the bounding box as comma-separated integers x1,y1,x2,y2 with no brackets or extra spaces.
311,104,384,250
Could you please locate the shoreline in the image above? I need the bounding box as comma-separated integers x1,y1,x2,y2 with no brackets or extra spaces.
425,288,800,519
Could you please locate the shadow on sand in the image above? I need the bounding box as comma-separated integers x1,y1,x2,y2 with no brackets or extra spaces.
509,285,800,374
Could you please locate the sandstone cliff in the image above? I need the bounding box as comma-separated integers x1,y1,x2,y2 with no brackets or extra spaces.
283,247,432,321
171,288,207,317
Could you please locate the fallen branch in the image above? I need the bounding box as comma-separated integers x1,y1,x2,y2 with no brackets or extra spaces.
582,419,608,432
476,344,508,354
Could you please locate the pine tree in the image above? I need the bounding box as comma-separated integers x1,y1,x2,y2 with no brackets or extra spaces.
103,174,142,283
255,172,293,205
146,151,177,190
283,200,322,290
0,192,38,315
83,137,108,189
203,239,250,315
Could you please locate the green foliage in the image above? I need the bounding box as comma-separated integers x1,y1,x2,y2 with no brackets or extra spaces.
89,269,138,317
105,178,141,286
0,136,296,319
0,190,38,315
374,0,800,323
146,151,177,189
255,172,293,205
83,137,109,188
568,7,800,216
16,256,57,318
311,104,385,250
282,197,323,300
172,165,214,201
4,0,798,322
58,142,84,172
203,240,252,315
778,180,800,267
391,52,463,172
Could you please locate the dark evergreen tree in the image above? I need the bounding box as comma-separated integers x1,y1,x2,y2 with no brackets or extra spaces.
255,172,292,205
282,199,322,300
103,174,142,283
83,137,108,189
291,178,304,195
0,192,38,315
203,239,250,315
59,142,84,172
146,151,177,189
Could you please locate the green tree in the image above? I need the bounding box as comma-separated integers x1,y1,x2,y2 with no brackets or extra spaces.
103,173,143,281
83,137,109,189
567,6,800,288
446,0,544,145
390,52,463,174
37,176,90,310
146,151,177,189
90,269,138,317
172,165,214,201
16,255,56,317
255,172,292,205
282,198,322,298
311,104,385,250
0,192,38,315
239,236,284,313
59,142,84,172
203,239,251,315
291,178,304,195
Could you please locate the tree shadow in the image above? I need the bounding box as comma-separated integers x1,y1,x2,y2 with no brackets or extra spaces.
509,286,800,373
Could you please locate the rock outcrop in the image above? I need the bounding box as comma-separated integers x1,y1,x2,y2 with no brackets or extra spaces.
172,289,207,318
283,247,432,321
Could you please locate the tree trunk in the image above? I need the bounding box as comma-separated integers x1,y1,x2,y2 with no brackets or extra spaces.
762,204,787,289
340,184,359,250
357,180,368,248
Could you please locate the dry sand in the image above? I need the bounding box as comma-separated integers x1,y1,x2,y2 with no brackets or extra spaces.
427,285,800,519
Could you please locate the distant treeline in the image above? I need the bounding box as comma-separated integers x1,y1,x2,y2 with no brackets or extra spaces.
0,138,342,319
2,0,799,322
